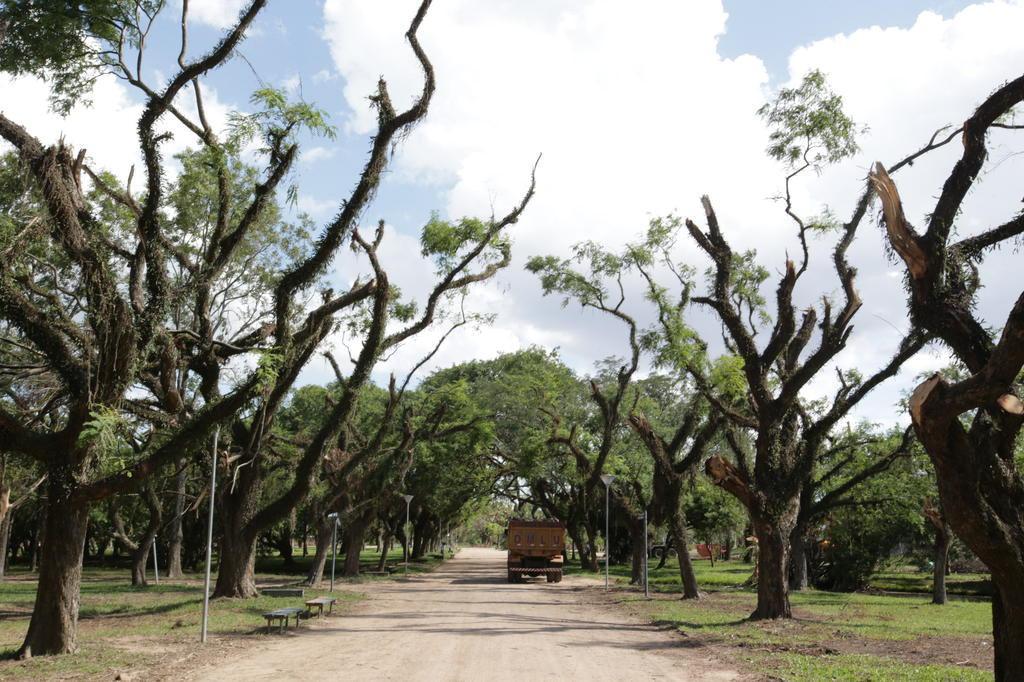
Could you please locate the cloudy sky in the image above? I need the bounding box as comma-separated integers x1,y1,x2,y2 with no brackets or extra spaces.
2,0,1022,428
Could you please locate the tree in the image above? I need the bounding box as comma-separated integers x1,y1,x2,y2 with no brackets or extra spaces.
870,72,1024,679
629,376,722,598
631,71,926,619
788,425,914,590
527,242,642,570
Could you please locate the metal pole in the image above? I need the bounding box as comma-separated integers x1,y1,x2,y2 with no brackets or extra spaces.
330,517,338,592
201,426,219,644
605,484,610,589
152,534,159,584
643,510,649,598
405,499,411,576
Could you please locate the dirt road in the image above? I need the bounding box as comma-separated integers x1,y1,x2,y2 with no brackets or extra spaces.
192,548,739,681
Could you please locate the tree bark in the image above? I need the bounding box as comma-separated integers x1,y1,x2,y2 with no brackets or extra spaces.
0,509,12,578
628,514,644,585
166,459,187,578
376,527,392,572
751,518,793,620
582,518,599,572
17,474,89,658
929,520,950,602
304,517,333,587
667,508,699,599
213,528,257,598
992,584,1024,679
343,514,370,577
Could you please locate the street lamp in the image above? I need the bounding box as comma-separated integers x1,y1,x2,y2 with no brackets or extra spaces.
402,495,414,576
201,426,219,644
328,512,339,592
600,474,616,590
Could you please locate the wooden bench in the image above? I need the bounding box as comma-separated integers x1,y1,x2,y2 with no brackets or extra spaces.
305,596,337,619
262,607,303,633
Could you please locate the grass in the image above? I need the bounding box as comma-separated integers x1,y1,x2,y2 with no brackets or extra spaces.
0,546,443,680
572,555,995,681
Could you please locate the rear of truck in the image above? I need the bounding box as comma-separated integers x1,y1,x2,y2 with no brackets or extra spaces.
506,519,565,583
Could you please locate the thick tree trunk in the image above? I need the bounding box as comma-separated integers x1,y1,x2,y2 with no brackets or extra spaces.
751,519,793,620
213,522,258,598
789,529,809,591
992,584,1024,680
667,509,699,599
304,518,333,587
932,522,950,605
18,475,89,658
343,515,369,577
166,460,187,578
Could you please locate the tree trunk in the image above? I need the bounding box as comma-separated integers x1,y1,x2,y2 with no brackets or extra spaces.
932,521,951,605
789,529,809,591
0,510,12,578
17,474,89,658
304,518,333,587
166,460,188,578
629,515,644,585
278,509,296,566
343,515,369,577
376,528,392,572
582,518,600,572
667,508,699,599
213,515,258,598
992,584,1024,680
131,486,162,587
751,518,792,620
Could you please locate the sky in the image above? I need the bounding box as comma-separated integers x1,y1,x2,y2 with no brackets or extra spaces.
1,0,1022,429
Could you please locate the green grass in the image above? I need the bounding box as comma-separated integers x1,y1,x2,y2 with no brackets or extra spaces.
569,555,994,681
768,653,991,681
0,546,443,680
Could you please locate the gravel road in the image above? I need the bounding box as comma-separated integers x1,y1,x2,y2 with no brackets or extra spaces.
192,547,739,681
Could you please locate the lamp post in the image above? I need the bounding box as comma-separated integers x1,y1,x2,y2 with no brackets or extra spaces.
151,534,159,584
201,426,219,644
328,512,339,592
642,509,649,598
600,474,615,590
402,495,414,576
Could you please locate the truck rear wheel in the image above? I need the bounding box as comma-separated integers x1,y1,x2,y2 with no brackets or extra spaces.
548,570,562,583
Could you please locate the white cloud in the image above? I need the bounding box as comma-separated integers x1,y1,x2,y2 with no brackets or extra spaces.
296,194,338,219
302,146,337,164
320,0,1024,422
0,73,234,179
186,0,247,30
282,74,302,96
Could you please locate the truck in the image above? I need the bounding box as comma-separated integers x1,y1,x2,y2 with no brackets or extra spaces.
506,518,564,583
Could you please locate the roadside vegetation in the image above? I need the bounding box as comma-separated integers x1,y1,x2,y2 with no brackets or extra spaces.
588,557,994,681
0,0,1021,679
